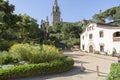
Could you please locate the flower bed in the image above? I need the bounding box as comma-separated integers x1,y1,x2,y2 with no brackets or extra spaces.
0,55,74,80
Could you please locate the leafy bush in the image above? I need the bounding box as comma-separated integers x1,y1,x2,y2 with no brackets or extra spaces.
94,51,100,54
107,63,120,80
112,48,117,56
0,57,74,80
9,44,35,61
9,44,61,63
43,40,55,45
0,51,15,65
62,38,79,46
0,40,17,51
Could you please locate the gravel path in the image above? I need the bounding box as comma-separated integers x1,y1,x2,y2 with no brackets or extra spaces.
14,51,117,80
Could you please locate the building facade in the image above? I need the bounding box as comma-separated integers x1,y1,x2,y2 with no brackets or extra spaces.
80,23,120,55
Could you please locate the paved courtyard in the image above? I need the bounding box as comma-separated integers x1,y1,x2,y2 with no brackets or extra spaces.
15,51,117,80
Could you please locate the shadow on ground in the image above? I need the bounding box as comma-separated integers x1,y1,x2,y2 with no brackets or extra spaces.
74,60,89,64
64,53,84,58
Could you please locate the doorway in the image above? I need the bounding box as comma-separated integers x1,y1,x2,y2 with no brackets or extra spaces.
89,45,94,53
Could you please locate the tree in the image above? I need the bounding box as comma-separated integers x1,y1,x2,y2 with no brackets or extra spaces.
0,0,15,26
92,14,105,23
0,0,41,51
93,6,120,26
61,23,83,39
16,14,39,43
0,0,14,14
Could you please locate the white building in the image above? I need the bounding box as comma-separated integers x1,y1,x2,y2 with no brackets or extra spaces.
80,23,120,55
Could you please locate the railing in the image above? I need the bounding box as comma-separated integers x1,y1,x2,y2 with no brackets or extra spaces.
113,37,120,42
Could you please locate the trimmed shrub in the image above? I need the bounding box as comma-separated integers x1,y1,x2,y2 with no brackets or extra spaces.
0,57,74,80
107,63,120,80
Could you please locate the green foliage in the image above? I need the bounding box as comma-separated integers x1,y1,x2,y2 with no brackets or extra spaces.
94,51,100,54
61,38,79,48
112,48,117,56
0,51,15,65
0,40,16,51
107,63,120,80
61,23,83,38
0,1,40,51
0,57,74,80
16,14,39,43
92,13,105,23
93,6,120,26
103,6,120,21
9,44,61,63
0,0,14,14
47,23,84,50
43,39,55,45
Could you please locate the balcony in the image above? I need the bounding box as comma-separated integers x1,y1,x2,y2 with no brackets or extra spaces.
113,37,120,42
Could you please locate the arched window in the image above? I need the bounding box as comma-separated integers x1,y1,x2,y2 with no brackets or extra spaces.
113,32,120,41
113,32,120,37
99,31,104,38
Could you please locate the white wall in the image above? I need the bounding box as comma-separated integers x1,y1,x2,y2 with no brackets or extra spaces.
80,23,120,55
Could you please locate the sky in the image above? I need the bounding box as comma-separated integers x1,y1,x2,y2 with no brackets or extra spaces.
9,0,120,24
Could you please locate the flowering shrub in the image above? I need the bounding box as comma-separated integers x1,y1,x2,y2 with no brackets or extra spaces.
9,44,61,63
0,51,15,65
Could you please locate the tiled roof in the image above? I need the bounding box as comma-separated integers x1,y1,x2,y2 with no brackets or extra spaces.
96,23,120,29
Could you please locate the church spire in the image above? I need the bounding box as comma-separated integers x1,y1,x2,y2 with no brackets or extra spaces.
51,0,61,25
54,0,58,7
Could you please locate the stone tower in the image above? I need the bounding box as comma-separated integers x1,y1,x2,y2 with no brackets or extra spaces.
41,16,49,31
51,0,61,25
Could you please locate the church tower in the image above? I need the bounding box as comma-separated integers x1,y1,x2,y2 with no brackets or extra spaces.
51,0,61,25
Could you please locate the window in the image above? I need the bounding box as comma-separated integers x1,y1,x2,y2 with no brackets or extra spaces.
113,32,120,41
82,36,84,40
87,26,94,31
89,34,93,39
113,32,120,37
99,31,104,38
82,45,85,50
100,45,104,52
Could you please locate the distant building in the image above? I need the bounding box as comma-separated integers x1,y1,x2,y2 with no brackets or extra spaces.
80,22,120,55
41,0,61,29
41,16,49,31
51,0,61,25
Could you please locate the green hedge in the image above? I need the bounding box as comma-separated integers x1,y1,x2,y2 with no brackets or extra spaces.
0,57,74,80
107,63,120,80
